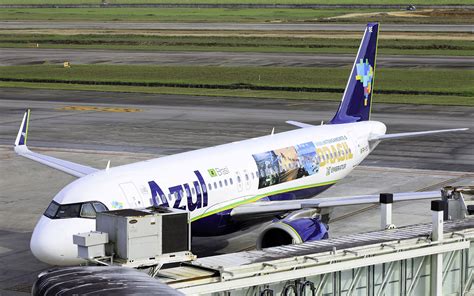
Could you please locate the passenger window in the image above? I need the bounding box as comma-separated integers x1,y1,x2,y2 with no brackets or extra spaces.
185,186,191,196
237,176,241,183
245,174,249,181
219,180,223,187
191,187,196,195
208,183,212,191
251,172,254,179
214,182,218,189
224,179,228,186
230,178,233,185
80,203,96,218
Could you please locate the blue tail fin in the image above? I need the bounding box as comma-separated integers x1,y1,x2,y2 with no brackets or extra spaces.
330,23,379,124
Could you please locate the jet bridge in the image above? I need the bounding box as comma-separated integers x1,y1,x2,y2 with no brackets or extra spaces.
34,186,474,296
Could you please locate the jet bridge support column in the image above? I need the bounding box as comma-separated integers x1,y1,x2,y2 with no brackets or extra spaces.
431,200,445,296
380,193,393,230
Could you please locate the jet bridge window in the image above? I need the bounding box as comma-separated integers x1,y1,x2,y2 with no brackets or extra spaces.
44,201,108,219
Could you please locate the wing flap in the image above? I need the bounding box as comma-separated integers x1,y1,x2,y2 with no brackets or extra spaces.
230,191,441,216
14,110,99,178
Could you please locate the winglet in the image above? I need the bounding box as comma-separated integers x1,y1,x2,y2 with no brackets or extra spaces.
15,109,30,147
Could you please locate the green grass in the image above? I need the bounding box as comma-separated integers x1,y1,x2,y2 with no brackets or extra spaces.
2,34,472,56
1,81,472,106
1,0,472,5
0,8,356,22
0,65,472,106
0,7,472,24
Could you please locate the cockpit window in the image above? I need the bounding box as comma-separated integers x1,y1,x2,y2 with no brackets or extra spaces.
56,203,81,219
80,203,96,218
93,202,107,213
44,201,108,219
44,201,59,218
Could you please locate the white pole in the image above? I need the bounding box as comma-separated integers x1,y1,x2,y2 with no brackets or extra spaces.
380,193,393,230
431,200,446,296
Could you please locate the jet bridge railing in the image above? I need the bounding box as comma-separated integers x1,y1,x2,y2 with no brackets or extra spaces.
175,233,472,295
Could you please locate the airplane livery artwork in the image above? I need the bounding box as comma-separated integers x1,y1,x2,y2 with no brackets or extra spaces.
13,23,468,265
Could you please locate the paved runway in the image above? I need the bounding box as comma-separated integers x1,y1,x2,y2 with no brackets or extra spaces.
2,48,472,69
0,88,473,294
2,22,472,32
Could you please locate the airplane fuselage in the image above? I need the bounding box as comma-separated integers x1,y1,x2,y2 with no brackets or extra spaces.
50,121,386,236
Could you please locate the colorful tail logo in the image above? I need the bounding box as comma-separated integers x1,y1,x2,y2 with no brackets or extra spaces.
355,59,374,106
329,23,378,124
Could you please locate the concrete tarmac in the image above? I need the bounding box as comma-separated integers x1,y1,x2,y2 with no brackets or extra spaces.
1,22,472,32
0,88,473,294
1,87,473,172
2,48,472,69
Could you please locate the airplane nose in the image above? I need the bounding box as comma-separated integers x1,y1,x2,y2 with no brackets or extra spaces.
30,215,94,266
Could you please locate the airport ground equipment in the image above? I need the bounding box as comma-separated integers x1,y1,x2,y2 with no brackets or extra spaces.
443,186,474,220
72,231,108,260
73,207,195,269
48,187,474,295
47,199,474,295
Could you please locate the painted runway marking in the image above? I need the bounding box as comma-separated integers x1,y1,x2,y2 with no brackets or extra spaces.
58,106,142,112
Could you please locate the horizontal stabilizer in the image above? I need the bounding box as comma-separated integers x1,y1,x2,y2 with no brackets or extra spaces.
14,110,99,178
285,120,315,128
231,191,441,216
370,128,469,142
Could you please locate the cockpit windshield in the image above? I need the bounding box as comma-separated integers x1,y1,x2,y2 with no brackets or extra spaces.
44,201,108,219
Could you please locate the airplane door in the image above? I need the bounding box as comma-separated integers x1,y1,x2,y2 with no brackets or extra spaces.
119,182,144,208
236,172,243,192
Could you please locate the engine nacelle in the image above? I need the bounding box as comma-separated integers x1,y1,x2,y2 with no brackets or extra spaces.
257,210,329,249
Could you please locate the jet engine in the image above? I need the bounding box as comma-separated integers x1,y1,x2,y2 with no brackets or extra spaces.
256,209,329,249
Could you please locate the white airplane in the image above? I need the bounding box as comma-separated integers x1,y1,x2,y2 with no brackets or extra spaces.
14,23,467,266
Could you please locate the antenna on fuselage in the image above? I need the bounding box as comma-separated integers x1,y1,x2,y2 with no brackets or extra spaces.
271,127,275,135
105,160,111,171
321,121,324,125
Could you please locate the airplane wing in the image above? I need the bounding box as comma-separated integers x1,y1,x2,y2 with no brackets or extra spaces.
286,121,315,128
14,110,99,178
369,128,468,142
230,191,440,217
